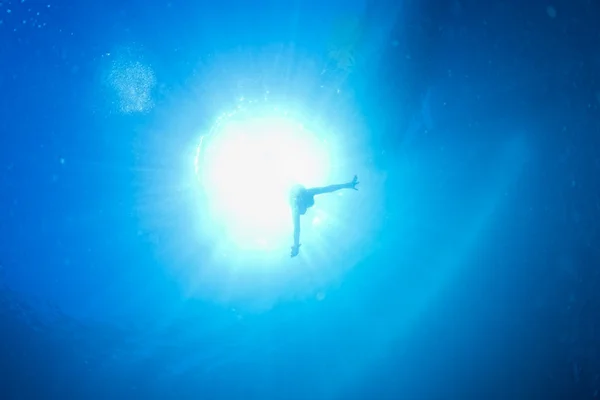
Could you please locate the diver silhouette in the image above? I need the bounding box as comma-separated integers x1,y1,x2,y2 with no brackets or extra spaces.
289,175,359,257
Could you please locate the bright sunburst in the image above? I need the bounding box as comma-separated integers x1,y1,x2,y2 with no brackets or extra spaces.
196,109,333,253
138,46,384,309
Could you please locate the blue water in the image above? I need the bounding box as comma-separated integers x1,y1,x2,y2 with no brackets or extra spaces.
2,0,600,399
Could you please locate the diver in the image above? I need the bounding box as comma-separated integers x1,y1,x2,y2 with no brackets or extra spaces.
289,175,359,257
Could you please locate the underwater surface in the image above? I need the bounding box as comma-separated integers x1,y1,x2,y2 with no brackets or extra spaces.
1,0,600,398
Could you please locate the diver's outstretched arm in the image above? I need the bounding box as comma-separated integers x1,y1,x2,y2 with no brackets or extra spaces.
291,209,301,257
306,175,359,196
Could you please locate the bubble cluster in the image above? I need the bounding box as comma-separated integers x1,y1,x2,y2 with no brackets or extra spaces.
326,15,363,74
0,0,50,31
106,58,156,114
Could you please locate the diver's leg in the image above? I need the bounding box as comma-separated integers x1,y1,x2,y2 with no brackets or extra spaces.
306,176,358,196
291,209,301,257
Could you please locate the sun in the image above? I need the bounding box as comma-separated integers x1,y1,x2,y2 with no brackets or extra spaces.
195,106,334,253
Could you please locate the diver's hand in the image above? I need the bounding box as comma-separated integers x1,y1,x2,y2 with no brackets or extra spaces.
291,244,300,258
349,175,359,190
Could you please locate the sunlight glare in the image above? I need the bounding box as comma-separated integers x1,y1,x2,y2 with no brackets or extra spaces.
197,114,332,251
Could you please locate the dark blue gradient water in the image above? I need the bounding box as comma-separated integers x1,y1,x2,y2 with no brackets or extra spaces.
1,0,599,399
